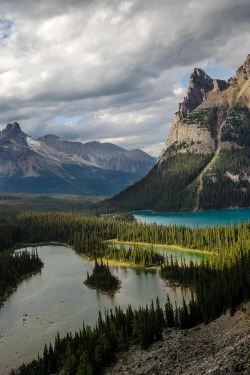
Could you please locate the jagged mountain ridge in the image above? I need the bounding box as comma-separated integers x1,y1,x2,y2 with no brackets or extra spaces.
37,135,154,173
160,55,250,159
0,123,156,196
101,54,250,212
0,122,62,177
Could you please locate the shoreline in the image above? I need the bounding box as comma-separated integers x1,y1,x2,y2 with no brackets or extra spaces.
132,206,250,215
106,239,213,255
10,239,210,274
0,267,43,308
12,241,162,270
2,240,206,309
83,279,122,296
85,255,160,270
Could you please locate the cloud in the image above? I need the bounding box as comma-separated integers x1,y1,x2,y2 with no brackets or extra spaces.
173,86,186,97
0,0,249,155
0,18,14,40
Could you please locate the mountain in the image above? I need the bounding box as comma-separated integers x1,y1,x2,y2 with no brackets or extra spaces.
101,54,250,212
0,124,156,196
37,135,155,173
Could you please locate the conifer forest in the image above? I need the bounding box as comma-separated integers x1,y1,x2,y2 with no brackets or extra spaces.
0,198,248,375
84,259,120,294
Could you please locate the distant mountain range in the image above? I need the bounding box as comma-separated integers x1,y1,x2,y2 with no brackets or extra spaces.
0,123,156,196
101,54,250,212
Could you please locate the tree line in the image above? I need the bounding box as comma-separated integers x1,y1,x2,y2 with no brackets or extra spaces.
0,250,43,306
103,243,164,267
1,210,249,255
0,209,249,374
11,298,180,375
84,259,120,294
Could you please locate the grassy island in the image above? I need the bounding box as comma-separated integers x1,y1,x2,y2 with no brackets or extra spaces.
84,259,121,295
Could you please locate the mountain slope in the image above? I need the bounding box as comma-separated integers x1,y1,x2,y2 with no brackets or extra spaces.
37,135,155,174
101,54,250,212
0,123,155,196
105,302,250,375
0,122,63,177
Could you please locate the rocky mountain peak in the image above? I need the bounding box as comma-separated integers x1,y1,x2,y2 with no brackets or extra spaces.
212,79,229,93
228,54,250,87
192,67,212,82
177,68,214,119
236,53,250,76
190,68,213,89
0,122,27,146
40,134,60,141
6,122,21,132
159,54,249,163
103,53,250,213
177,68,230,120
0,122,156,195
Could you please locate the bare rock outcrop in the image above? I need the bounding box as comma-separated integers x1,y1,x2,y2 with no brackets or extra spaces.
179,68,214,118
103,54,250,212
106,303,250,375
159,54,250,164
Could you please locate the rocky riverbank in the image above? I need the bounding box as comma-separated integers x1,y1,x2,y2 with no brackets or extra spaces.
105,302,250,375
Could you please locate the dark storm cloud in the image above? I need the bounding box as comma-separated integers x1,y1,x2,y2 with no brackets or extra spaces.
0,0,249,155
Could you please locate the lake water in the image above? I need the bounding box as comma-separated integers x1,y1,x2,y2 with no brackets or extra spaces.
0,245,192,374
154,246,210,262
133,208,250,227
111,242,210,263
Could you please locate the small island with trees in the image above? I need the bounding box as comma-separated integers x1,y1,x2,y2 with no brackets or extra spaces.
84,259,121,295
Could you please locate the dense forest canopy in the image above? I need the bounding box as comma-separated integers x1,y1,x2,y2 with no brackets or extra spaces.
0,250,43,306
84,259,120,294
0,200,249,375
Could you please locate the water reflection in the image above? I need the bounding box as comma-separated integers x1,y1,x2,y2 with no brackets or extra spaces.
0,245,197,374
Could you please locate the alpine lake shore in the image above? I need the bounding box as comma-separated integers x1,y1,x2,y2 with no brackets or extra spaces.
1,197,250,375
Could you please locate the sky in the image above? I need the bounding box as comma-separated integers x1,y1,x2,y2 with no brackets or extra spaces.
0,0,249,156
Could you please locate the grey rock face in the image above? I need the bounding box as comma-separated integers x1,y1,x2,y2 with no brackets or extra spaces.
38,136,156,174
105,303,250,375
236,53,250,76
159,54,250,164
0,123,155,185
179,68,214,118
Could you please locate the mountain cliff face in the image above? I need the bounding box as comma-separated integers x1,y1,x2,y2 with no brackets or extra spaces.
102,54,250,212
160,55,249,160
0,124,155,196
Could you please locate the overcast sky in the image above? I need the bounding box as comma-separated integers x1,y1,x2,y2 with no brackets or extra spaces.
0,0,249,156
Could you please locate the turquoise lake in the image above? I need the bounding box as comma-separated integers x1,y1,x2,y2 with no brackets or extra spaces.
133,208,250,227
1,208,249,373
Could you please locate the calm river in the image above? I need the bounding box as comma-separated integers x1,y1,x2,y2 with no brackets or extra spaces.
0,245,192,374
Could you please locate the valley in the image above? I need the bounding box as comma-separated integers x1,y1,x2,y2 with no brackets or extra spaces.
1,0,250,372
0,198,249,374
0,54,250,375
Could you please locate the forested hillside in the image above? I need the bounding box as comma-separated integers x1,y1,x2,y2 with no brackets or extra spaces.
99,55,250,213
99,153,212,212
